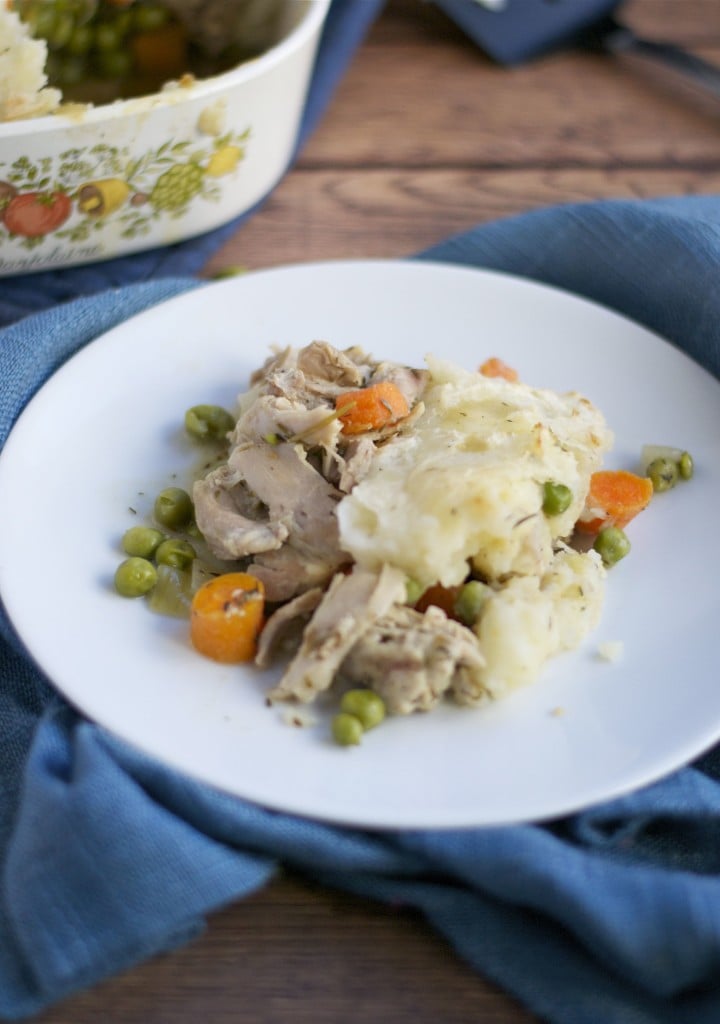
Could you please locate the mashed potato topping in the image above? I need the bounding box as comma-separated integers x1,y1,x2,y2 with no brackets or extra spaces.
0,5,61,121
325,354,613,702
476,545,606,697
337,355,613,588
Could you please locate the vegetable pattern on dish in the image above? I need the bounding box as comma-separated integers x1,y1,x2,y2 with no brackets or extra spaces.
0,128,249,248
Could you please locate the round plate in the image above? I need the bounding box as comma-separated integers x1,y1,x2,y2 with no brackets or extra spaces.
1,260,718,828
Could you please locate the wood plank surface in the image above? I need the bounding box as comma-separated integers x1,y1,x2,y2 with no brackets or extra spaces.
36,1,720,1022
34,874,537,1024
203,166,720,270
205,0,720,276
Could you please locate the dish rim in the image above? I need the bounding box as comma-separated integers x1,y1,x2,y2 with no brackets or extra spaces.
0,0,332,140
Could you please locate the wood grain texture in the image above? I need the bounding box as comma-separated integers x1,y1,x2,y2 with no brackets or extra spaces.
205,0,720,275
204,166,720,272
34,1,720,1022
34,875,536,1024
299,48,720,169
295,0,720,169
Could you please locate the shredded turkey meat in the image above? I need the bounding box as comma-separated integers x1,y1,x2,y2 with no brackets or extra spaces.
338,605,488,715
267,563,408,704
193,341,428,603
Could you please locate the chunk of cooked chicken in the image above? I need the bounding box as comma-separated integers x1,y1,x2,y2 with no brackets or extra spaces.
193,341,429,602
255,587,324,668
267,564,407,704
193,440,347,601
339,605,487,714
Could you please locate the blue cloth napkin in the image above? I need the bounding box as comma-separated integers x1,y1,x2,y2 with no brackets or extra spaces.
2,196,720,1024
0,0,385,329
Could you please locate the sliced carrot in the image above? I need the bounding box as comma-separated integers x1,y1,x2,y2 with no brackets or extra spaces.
335,380,410,435
190,572,265,663
479,357,519,382
576,470,653,535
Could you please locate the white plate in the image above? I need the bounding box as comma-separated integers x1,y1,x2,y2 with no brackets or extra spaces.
1,260,719,829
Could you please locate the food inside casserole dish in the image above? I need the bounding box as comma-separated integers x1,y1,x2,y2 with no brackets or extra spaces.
1,0,288,119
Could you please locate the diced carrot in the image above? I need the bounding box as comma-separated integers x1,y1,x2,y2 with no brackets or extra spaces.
335,380,410,435
414,583,462,618
190,572,265,663
131,23,188,78
479,357,519,382
576,470,653,535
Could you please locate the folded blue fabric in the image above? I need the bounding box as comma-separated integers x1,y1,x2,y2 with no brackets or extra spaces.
1,196,720,1024
0,0,384,329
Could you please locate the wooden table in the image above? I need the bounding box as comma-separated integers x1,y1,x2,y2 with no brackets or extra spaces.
37,2,719,1021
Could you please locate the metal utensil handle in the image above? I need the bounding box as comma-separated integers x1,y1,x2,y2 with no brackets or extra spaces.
600,18,720,101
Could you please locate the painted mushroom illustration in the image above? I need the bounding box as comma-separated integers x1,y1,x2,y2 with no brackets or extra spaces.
76,178,132,217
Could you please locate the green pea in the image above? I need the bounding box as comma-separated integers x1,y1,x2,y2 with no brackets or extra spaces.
66,23,93,55
332,712,364,747
108,8,132,36
679,451,694,480
94,21,123,51
153,487,194,530
184,404,235,443
114,556,158,597
542,481,573,517
25,5,58,41
131,3,170,32
47,11,75,49
155,538,196,571
453,580,490,626
95,47,133,78
593,526,631,567
122,525,165,559
340,689,386,731
405,577,424,606
73,0,99,21
647,457,679,493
